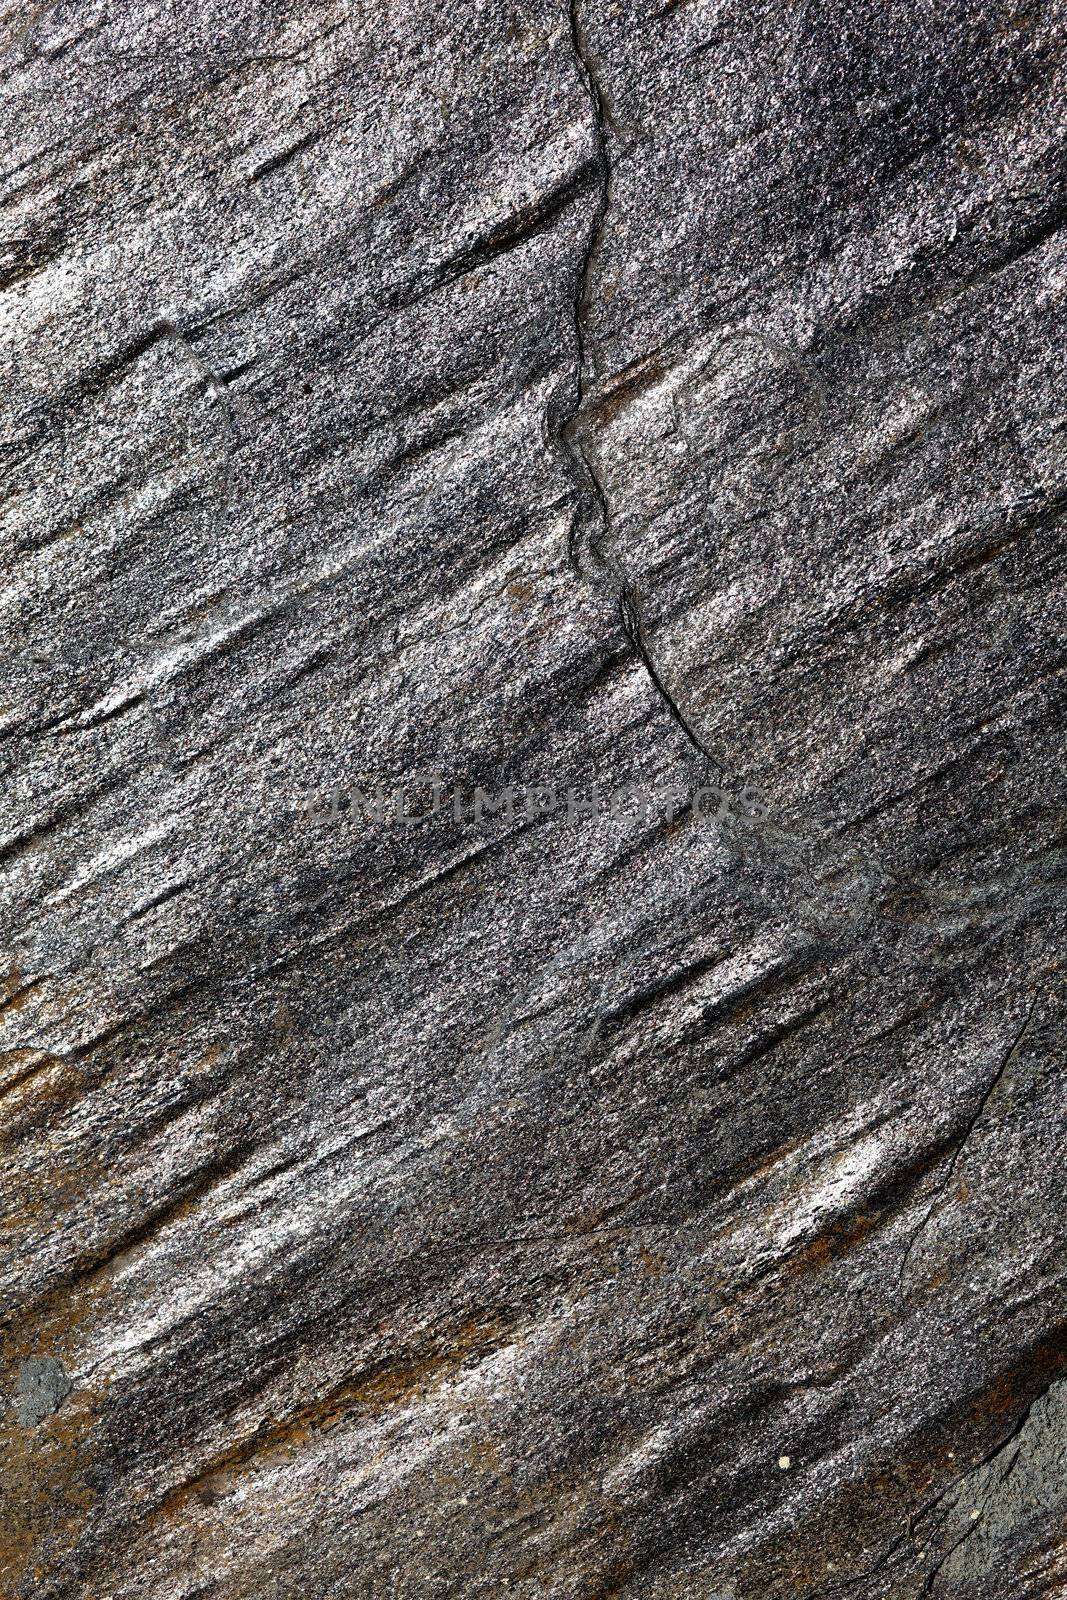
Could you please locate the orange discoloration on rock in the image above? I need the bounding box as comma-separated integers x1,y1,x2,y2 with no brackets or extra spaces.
151,1314,515,1526
972,1372,1017,1423
0,1276,107,1595
190,1044,223,1075
587,354,666,427
0,1054,86,1143
787,1212,877,1276
0,967,37,1020
638,1246,665,1278
0,1380,103,1594
0,1049,68,1100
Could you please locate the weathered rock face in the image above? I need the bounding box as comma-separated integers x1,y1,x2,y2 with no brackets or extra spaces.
1,0,1064,1594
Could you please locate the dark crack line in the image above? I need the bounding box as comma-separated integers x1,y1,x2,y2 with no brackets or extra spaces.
858,1365,1066,1598
618,585,728,780
908,1390,1037,1546
911,1383,1058,1600
822,1532,909,1595
899,991,1040,1295
427,158,599,306
562,2,729,785
917,1512,984,1600
1000,1439,1024,1486
561,0,612,577
557,1,1009,946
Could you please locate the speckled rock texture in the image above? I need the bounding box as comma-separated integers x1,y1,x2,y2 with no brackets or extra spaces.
1,0,1065,1595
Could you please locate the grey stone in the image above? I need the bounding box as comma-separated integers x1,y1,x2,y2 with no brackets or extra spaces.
0,0,1064,1595
14,1357,73,1428
934,1378,1067,1590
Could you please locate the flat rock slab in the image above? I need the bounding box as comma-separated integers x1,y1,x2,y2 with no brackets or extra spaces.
0,1,1065,1597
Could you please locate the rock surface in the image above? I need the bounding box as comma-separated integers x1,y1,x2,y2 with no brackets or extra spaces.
1,0,1065,1595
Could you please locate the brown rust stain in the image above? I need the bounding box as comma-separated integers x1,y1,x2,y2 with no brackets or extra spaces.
490,1458,638,1594
0,1055,85,1144
742,1135,807,1185
638,1246,665,1278
972,1373,1017,1423
0,967,40,1021
970,1340,1067,1428
734,1450,931,1597
189,1043,223,1076
0,1149,102,1252
0,1049,68,1102
586,353,666,427
0,1381,102,1595
721,963,811,1031
152,1313,515,1526
0,1279,106,1595
273,1003,296,1043
564,1183,659,1236
786,1212,878,1276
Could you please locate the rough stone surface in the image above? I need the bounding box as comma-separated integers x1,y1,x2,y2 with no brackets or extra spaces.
0,0,1065,1596
13,1356,72,1428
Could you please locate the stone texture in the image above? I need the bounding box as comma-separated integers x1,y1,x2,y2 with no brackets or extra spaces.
0,0,1065,1596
